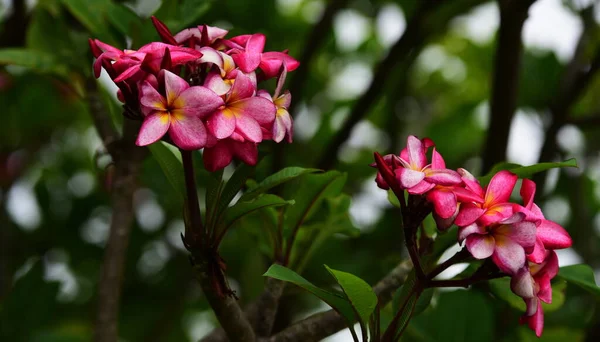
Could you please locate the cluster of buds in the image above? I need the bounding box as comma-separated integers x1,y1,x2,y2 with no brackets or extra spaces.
90,17,299,171
374,135,573,337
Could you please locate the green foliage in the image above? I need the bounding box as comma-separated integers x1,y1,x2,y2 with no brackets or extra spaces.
220,194,293,231
558,264,600,298
479,159,578,185
0,48,68,76
147,142,186,202
489,277,567,312
240,167,320,201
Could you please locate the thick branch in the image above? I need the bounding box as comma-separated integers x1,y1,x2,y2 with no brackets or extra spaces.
94,119,145,342
481,0,536,173
266,260,413,342
533,7,600,190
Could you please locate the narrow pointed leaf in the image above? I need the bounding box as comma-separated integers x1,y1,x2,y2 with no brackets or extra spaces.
221,194,293,230
479,159,577,185
148,142,185,202
216,163,255,221
241,167,320,201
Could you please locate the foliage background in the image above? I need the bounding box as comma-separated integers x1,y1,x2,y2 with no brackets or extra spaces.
1,0,600,341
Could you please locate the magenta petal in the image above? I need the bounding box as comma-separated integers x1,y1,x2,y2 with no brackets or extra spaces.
232,52,262,73
406,135,426,169
162,70,190,104
527,238,547,264
537,220,572,249
136,113,170,146
113,64,142,82
494,220,537,252
246,33,266,54
479,203,514,226
175,86,224,118
493,235,526,274
407,181,435,195
453,187,485,204
520,178,537,209
261,51,300,73
139,81,166,115
204,72,231,96
425,169,462,185
458,222,486,242
466,234,495,260
537,274,553,303
235,114,262,143
168,116,207,150
396,168,425,189
431,148,446,169
458,168,485,198
198,47,224,69
208,109,236,139
228,72,255,101
230,96,276,124
523,303,544,337
485,170,518,205
232,140,258,166
454,203,486,227
511,267,536,299
427,189,457,219
203,141,233,172
272,115,287,143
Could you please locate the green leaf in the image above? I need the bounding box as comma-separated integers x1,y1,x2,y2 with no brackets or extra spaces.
0,48,68,76
387,271,418,338
324,265,378,333
241,167,320,201
283,171,347,238
387,189,400,208
148,142,185,202
263,264,357,324
393,285,434,317
216,163,255,220
479,159,577,185
204,169,224,230
106,3,143,37
557,264,600,297
489,277,566,312
153,0,213,33
221,194,293,230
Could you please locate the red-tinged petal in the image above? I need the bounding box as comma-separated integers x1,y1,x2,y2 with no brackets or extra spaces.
139,81,166,115
458,222,486,242
466,234,495,259
522,303,544,337
93,57,103,78
521,178,537,210
168,115,207,150
208,109,236,139
234,114,262,143
511,267,536,299
228,72,255,101
202,25,229,42
493,235,526,274
262,51,300,72
422,137,435,149
204,72,231,96
424,168,462,185
174,86,224,118
485,170,518,205
527,238,547,264
494,220,537,252
427,189,457,219
136,112,170,146
407,181,435,195
453,187,485,204
406,135,426,169
259,57,283,79
479,203,514,226
229,96,276,125
396,168,425,189
256,89,272,101
539,250,559,279
458,168,485,198
95,39,121,54
454,203,486,227
229,34,251,46
203,141,233,172
246,34,266,54
151,16,177,45
232,52,262,73
232,140,258,166
174,27,201,44
274,64,288,98
537,220,572,249
537,274,553,303
431,148,446,169
434,210,457,231
523,297,539,317
162,70,189,105
498,212,526,225
114,64,142,83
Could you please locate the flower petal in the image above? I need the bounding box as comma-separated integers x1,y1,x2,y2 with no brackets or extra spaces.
229,96,276,124
424,168,462,185
527,238,547,264
162,70,190,104
431,148,446,169
174,86,224,118
458,168,485,198
407,181,435,195
485,170,518,205
204,71,231,96
537,220,572,250
168,115,207,150
208,109,236,139
232,52,261,73
493,235,526,274
203,141,233,172
426,189,457,219
511,267,536,299
228,72,255,102
406,135,426,169
139,81,166,116
494,219,537,252
454,203,486,227
136,112,170,146
232,140,258,166
234,114,262,143
395,168,425,189
198,47,224,70
466,234,495,260
479,203,514,226
458,222,486,242
520,178,537,210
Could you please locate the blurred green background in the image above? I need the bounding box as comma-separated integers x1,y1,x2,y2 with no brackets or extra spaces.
1,0,600,341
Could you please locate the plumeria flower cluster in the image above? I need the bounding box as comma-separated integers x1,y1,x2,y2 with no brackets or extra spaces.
374,135,573,337
90,17,299,171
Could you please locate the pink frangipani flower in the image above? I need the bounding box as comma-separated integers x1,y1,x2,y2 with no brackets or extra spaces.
227,33,300,78
516,179,572,263
459,212,536,275
454,170,517,227
394,136,462,194
257,65,293,143
203,138,258,172
136,70,223,150
206,72,276,143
